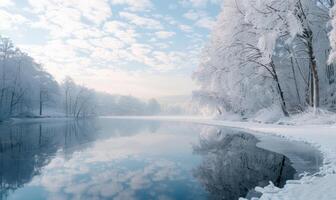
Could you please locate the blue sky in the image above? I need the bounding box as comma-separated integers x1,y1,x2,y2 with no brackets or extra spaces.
0,0,220,98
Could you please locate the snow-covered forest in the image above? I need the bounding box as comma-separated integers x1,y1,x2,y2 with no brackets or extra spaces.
0,36,163,121
193,0,336,119
3,1,336,199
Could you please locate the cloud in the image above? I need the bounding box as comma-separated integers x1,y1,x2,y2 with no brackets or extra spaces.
90,37,126,50
0,0,216,97
183,10,200,20
196,17,215,30
28,0,111,25
27,1,110,40
183,10,216,30
0,0,14,7
180,0,220,7
0,10,27,30
119,12,163,29
179,24,193,33
113,28,139,45
103,20,129,33
155,31,176,39
110,0,153,11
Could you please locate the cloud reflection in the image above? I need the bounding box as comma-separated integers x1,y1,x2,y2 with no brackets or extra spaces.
1,119,205,200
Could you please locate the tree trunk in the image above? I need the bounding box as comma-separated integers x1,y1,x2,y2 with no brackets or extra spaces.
296,0,319,111
290,56,302,107
312,63,319,110
271,62,289,117
309,70,314,106
0,59,6,114
275,76,290,117
217,107,222,115
9,91,14,116
308,35,319,112
39,124,42,146
65,91,68,117
39,91,43,116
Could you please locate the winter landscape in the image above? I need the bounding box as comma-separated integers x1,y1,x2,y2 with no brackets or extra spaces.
1,0,336,199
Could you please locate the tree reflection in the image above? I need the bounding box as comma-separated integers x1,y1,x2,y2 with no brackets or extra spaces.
193,128,296,200
0,120,97,199
0,119,162,199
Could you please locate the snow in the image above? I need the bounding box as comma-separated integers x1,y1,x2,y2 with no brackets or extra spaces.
106,115,336,200
278,108,336,125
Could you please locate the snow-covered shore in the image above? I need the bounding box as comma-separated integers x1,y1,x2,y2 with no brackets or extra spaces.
187,119,336,200
106,115,336,200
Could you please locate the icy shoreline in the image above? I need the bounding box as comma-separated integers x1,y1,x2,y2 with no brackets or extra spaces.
106,116,336,199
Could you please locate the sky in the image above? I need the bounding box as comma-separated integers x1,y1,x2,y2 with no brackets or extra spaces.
0,0,220,99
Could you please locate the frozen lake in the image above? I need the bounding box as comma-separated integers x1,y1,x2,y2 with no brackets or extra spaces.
0,118,322,200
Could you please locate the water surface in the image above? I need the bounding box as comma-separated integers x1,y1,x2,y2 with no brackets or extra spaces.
0,118,322,200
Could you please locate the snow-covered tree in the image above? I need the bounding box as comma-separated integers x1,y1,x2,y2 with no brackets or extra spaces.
194,0,336,118
0,37,59,119
60,77,96,118
193,0,290,117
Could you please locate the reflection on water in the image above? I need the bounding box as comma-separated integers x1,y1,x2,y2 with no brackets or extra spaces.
0,119,206,200
0,119,322,200
192,128,296,200
257,135,322,177
0,120,98,199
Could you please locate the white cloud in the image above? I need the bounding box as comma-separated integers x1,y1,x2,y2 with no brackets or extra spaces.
183,9,215,30
180,0,220,7
196,17,215,30
110,0,153,11
183,10,200,20
75,0,112,24
72,27,105,39
155,31,176,39
113,28,139,45
103,20,129,33
0,10,27,30
130,43,152,61
28,1,109,40
0,0,14,7
28,0,111,25
119,12,163,29
90,37,126,50
179,24,193,32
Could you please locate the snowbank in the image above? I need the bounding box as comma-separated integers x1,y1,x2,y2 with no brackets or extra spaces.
278,108,336,125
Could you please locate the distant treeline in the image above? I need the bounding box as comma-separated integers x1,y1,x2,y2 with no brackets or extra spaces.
0,36,161,121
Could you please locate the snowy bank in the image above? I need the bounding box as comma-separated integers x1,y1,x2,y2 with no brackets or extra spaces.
187,119,336,200
106,115,336,199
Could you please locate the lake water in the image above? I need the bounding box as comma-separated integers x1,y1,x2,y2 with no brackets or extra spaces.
0,118,322,200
